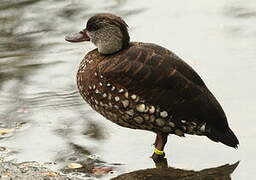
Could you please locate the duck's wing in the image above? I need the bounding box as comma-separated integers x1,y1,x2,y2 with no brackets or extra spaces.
98,43,227,127
130,42,208,88
97,43,239,148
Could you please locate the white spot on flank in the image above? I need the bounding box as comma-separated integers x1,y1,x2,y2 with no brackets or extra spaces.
136,104,146,112
118,110,124,114
93,85,96,89
124,92,129,98
121,100,129,108
150,115,155,122
149,106,155,114
134,116,144,124
156,118,165,127
182,126,186,131
99,82,103,86
143,114,150,120
111,86,116,91
192,122,197,126
200,123,206,132
100,75,103,79
89,86,92,90
114,96,120,102
160,111,168,118
118,89,124,93
134,96,140,102
95,89,100,94
125,109,134,116
162,126,172,133
103,93,107,98
108,93,112,100
106,83,111,87
94,72,97,76
168,122,175,127
131,94,137,100
181,120,186,123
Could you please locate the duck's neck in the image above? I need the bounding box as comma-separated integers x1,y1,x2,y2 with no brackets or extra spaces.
96,32,130,55
97,38,123,55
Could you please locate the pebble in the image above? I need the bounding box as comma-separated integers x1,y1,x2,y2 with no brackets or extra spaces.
67,163,83,169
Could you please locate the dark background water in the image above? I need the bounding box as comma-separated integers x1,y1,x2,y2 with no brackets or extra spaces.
0,0,255,179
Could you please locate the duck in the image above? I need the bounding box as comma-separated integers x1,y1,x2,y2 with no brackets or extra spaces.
65,13,239,163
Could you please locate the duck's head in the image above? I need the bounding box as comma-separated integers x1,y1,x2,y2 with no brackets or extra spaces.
65,13,130,55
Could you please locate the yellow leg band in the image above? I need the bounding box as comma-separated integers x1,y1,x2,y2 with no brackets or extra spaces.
154,148,165,155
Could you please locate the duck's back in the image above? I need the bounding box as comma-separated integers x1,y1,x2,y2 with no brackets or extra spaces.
77,42,239,148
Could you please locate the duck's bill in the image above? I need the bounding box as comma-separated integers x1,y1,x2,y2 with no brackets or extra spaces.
65,30,90,42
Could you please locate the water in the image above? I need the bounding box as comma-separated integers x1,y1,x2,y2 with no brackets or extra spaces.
0,0,255,179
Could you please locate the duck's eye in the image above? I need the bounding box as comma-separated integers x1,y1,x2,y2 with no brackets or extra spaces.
87,23,99,31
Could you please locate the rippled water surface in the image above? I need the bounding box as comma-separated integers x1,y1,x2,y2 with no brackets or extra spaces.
0,0,255,179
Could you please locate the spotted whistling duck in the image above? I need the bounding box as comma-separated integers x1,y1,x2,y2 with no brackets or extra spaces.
65,13,239,162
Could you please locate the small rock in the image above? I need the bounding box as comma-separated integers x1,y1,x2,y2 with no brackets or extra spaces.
91,166,113,175
0,128,15,135
67,163,83,169
42,171,58,177
0,146,6,151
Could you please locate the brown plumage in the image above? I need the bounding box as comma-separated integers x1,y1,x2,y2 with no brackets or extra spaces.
66,13,239,161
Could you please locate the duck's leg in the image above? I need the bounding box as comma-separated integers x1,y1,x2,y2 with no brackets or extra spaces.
151,132,168,168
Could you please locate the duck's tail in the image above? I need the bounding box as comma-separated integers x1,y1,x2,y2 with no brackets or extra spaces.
206,126,239,148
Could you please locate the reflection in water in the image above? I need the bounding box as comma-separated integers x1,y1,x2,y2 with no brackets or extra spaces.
224,1,256,19
59,143,102,173
223,1,256,37
113,162,239,180
152,157,168,169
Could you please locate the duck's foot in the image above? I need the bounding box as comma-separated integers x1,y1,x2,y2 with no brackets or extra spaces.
151,133,168,168
151,151,168,168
